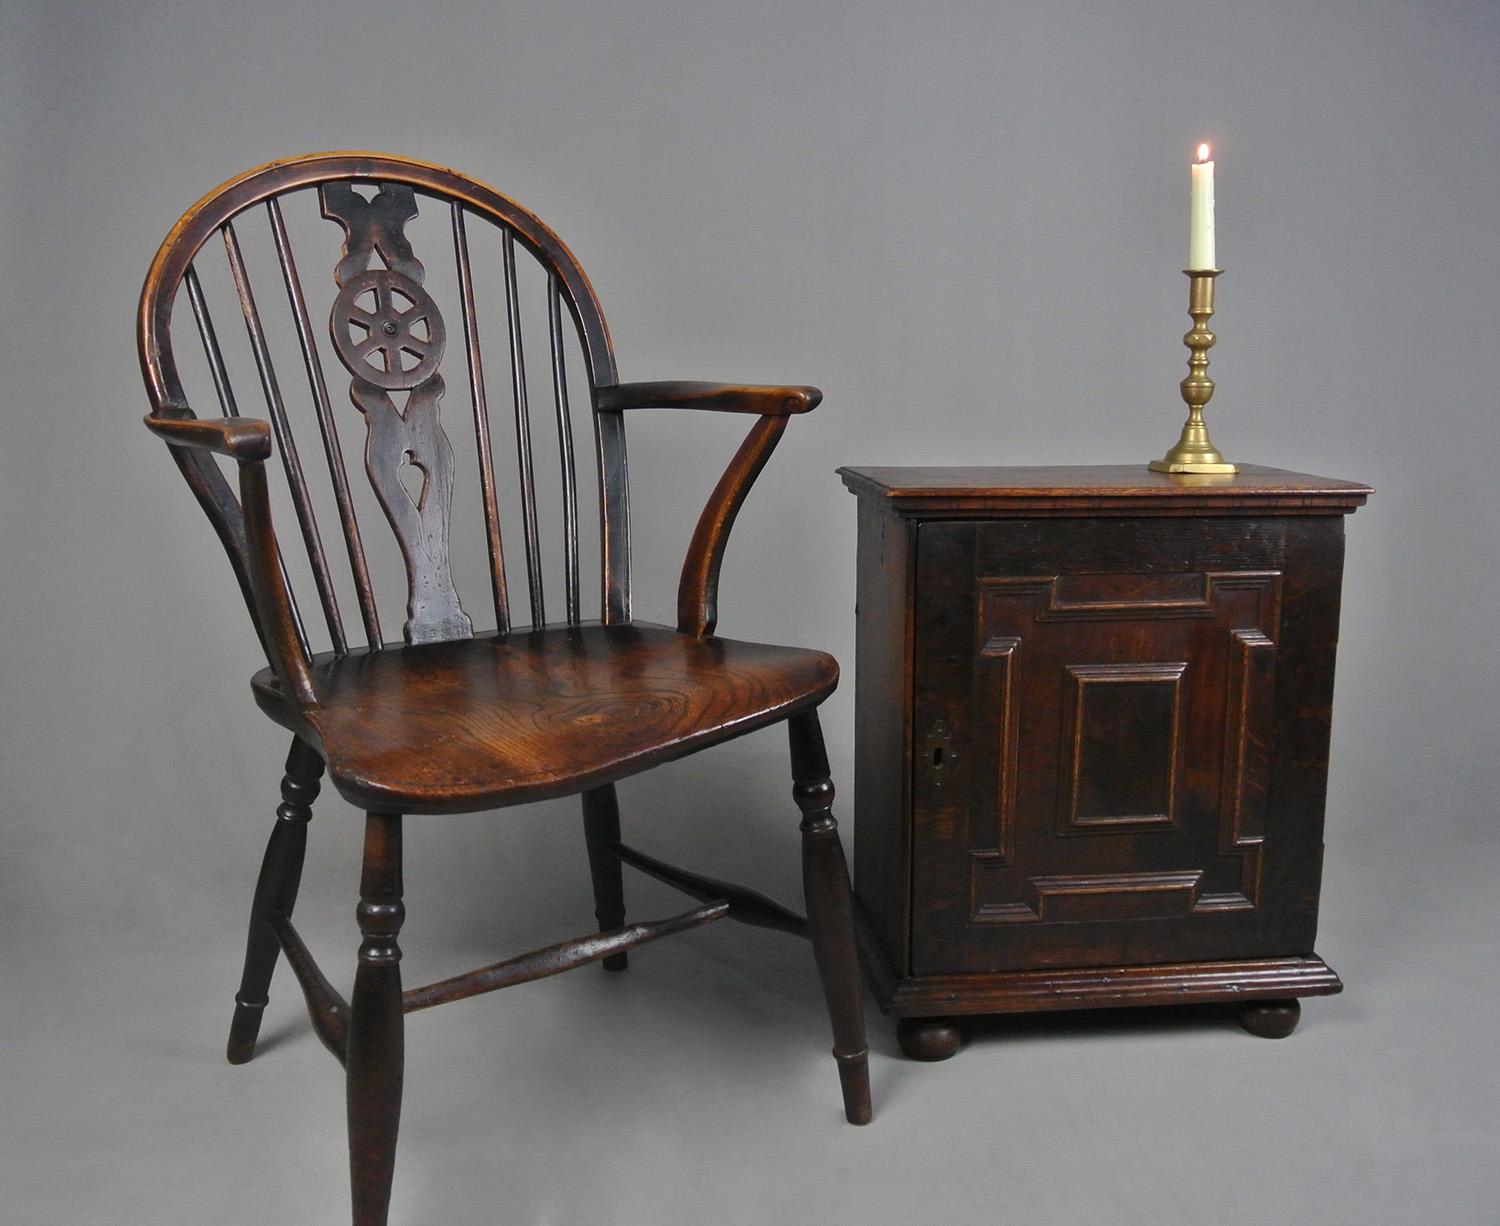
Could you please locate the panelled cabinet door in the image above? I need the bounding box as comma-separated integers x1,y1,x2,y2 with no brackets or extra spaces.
909,516,1343,976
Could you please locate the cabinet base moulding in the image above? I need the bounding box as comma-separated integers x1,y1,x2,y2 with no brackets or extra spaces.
860,934,1341,1018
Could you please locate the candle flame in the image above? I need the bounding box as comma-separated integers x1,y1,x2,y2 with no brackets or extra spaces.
1197,143,1212,163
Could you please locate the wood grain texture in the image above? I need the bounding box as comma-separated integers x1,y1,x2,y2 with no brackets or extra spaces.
678,415,787,637
845,466,1364,1052
597,381,821,415
867,954,1343,1016
849,497,915,977
839,464,1372,517
322,182,473,647
251,623,838,813
145,413,271,460
139,155,870,1223
139,152,629,641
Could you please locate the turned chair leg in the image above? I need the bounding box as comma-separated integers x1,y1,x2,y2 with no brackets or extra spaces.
581,785,628,972
227,736,325,1065
348,812,405,1226
788,707,872,1126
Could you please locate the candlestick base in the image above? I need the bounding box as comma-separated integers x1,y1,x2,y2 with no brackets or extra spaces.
1148,269,1236,475
1147,458,1238,474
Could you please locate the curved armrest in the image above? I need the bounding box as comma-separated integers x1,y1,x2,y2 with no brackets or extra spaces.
597,381,821,417
144,413,272,462
145,410,314,707
677,415,792,637
237,462,318,708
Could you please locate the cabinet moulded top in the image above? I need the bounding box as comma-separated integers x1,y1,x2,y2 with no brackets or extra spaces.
837,464,1373,518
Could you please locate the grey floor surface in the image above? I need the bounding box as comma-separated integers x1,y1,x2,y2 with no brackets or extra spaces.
5,759,1496,1226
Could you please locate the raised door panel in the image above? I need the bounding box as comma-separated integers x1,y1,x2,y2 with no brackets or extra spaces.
910,517,1337,975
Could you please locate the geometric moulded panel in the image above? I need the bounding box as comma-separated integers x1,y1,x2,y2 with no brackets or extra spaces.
1059,662,1185,833
961,570,1281,936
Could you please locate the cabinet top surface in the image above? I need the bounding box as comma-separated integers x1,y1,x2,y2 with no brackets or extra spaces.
838,464,1372,515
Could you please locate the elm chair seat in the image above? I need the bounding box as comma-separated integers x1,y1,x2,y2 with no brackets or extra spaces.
251,624,839,814
137,152,869,1226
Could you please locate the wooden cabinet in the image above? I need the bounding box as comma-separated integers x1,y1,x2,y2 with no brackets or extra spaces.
839,466,1371,1059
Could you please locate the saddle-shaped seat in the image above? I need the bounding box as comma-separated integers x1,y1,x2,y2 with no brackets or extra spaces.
252,624,838,813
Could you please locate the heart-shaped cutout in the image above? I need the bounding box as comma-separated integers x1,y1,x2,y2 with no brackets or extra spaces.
398,451,428,511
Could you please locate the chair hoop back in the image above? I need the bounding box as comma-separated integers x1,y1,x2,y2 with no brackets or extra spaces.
139,152,632,651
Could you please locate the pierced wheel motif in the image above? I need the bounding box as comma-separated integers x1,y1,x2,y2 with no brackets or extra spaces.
331,269,446,390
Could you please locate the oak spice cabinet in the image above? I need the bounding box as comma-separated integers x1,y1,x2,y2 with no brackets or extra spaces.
840,465,1371,1059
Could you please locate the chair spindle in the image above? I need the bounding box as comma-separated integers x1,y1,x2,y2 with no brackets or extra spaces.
502,230,546,627
184,264,240,418
222,220,348,656
452,204,511,633
185,258,312,661
267,198,382,652
548,275,581,625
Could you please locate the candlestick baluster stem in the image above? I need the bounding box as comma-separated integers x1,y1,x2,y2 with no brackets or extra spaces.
1148,269,1236,474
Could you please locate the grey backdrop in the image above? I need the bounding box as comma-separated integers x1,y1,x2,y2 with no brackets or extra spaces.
3,2,1497,1223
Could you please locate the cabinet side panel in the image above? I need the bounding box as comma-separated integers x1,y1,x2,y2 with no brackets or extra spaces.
852,499,915,976
1260,515,1347,952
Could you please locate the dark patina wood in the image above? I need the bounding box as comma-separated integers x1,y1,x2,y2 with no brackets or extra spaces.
401,900,729,1013
347,811,405,1226
226,736,324,1064
140,153,869,1226
581,784,629,971
612,839,810,937
270,912,350,1062
322,181,472,647
790,708,872,1125
247,623,837,814
841,464,1370,1058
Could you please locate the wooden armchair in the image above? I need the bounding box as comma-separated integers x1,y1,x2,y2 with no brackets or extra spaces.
138,153,869,1226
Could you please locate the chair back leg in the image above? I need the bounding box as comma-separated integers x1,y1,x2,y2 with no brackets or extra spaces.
581,784,629,971
228,736,324,1064
347,812,406,1226
788,708,873,1125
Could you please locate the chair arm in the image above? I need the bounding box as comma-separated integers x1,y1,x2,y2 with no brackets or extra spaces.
596,381,822,417
237,461,318,708
146,410,315,707
677,415,792,637
144,413,272,462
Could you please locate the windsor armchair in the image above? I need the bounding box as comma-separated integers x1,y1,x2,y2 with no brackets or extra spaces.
138,152,869,1226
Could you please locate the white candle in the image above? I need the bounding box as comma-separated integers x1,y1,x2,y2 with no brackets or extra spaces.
1189,142,1216,269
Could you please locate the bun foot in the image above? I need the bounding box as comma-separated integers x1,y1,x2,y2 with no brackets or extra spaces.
1239,998,1301,1039
897,1016,962,1061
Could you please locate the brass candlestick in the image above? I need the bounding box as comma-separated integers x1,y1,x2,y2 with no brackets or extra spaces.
1148,269,1236,474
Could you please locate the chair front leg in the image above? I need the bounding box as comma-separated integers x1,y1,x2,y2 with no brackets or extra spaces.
228,736,325,1064
581,785,629,971
788,708,872,1125
348,812,405,1226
